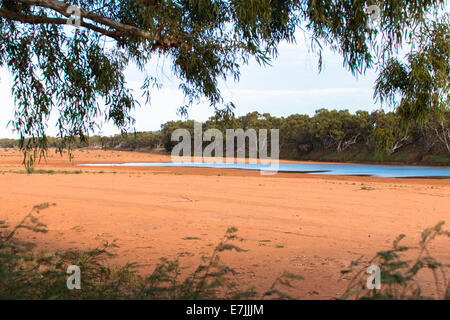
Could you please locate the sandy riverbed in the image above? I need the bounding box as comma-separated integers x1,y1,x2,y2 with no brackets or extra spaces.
0,148,449,299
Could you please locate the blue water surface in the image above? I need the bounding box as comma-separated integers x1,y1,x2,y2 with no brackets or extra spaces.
79,162,450,179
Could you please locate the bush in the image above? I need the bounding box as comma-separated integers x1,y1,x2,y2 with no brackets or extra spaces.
341,222,450,300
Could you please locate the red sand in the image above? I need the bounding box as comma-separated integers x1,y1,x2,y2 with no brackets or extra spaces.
0,149,449,299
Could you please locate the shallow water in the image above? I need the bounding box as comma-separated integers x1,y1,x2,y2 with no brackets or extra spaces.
79,162,450,179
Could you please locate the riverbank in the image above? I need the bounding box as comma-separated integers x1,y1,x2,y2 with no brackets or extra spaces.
295,149,450,167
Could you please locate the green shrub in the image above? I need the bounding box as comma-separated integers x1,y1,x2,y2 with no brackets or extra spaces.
341,222,450,300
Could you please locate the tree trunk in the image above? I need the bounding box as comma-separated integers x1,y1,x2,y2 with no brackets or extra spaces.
388,136,409,155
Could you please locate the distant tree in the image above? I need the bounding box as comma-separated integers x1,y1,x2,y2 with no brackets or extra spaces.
425,108,450,153
280,114,313,155
371,110,410,155
0,0,447,165
160,119,196,152
312,109,368,152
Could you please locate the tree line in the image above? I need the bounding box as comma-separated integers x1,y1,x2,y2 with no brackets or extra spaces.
160,109,449,162
1,108,448,165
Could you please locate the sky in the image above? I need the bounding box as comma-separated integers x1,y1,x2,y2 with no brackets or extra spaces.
0,36,384,139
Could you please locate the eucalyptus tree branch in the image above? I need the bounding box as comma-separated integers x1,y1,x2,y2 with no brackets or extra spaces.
13,0,187,49
0,8,121,39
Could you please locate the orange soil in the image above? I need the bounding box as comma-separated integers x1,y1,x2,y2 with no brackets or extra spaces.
0,148,449,299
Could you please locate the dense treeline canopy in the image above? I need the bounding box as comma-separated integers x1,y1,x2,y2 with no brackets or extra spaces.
160,108,450,158
0,0,448,166
3,108,448,164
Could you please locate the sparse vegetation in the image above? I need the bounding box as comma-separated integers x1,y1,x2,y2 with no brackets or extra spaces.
1,203,448,300
0,204,302,300
19,170,83,175
341,222,450,300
